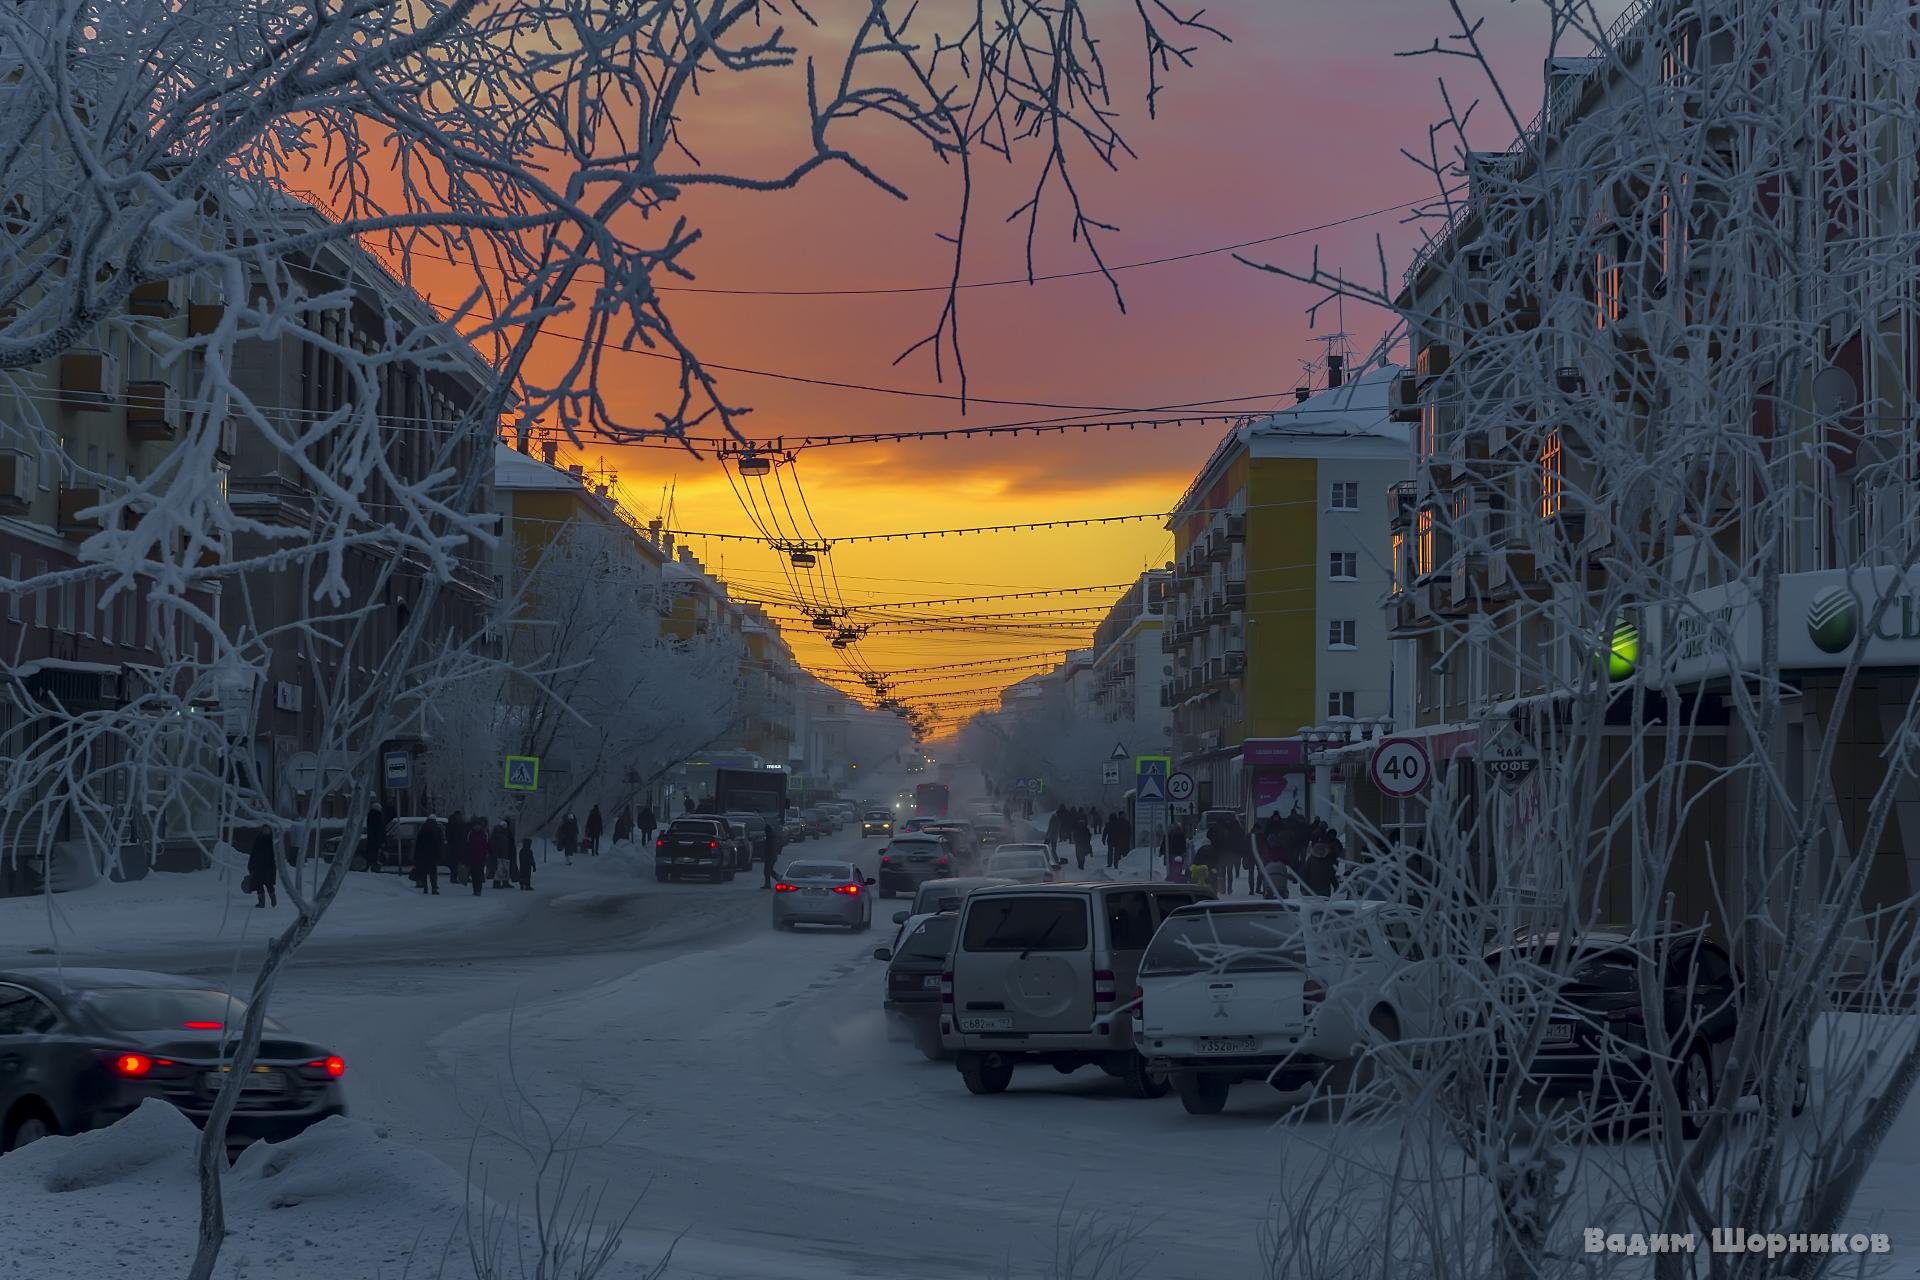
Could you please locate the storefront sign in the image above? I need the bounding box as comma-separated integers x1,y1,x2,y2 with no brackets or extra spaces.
1654,569,1920,684
1239,738,1304,768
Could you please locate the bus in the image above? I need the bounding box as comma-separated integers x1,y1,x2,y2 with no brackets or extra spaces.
914,782,950,818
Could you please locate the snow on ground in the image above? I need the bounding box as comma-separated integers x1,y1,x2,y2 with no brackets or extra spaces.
0,837,660,968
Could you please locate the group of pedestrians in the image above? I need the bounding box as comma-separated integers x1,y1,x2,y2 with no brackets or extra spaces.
1153,812,1347,897
1043,804,1135,871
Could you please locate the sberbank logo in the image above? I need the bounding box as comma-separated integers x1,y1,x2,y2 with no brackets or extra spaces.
1807,586,1860,654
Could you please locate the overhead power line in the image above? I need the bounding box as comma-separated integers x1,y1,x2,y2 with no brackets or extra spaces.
664,512,1164,545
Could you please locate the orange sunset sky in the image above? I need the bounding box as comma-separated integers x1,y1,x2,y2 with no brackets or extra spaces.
417,2,1577,732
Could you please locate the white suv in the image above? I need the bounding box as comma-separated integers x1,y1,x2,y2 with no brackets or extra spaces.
1135,899,1441,1115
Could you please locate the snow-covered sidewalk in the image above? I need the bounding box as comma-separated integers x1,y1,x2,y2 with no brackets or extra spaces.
0,837,663,967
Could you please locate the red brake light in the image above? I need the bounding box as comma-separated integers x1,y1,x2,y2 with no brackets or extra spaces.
111,1052,155,1077
774,882,798,893
880,856,892,866
833,883,861,895
708,841,717,849
315,1055,346,1078
655,838,665,847
182,1021,223,1030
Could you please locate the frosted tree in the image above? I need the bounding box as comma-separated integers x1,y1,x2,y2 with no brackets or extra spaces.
1233,0,1920,1275
0,2,1225,1275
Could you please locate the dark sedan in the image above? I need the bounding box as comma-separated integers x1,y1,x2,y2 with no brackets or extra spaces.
1485,929,1809,1137
874,912,958,1060
0,968,346,1153
876,835,955,897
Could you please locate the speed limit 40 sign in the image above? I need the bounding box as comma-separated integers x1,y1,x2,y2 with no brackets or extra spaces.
1369,737,1432,798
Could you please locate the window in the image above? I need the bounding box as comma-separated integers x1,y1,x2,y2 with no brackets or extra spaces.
5,554,17,621
1595,253,1622,330
1329,481,1359,511
60,583,76,633
1540,431,1564,518
1389,533,1405,596
1327,690,1356,719
962,896,1089,952
1415,509,1435,577
82,579,95,636
1419,402,1438,461
1105,891,1155,951
1327,619,1357,649
1329,551,1358,581
0,984,59,1035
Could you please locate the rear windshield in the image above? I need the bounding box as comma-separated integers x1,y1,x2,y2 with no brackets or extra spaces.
81,988,283,1032
669,820,716,834
963,896,1089,952
902,916,958,961
785,862,852,880
990,852,1047,870
1142,912,1308,976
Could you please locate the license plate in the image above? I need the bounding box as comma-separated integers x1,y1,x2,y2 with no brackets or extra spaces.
806,887,827,895
1544,1022,1574,1044
209,1068,286,1094
1198,1037,1256,1054
922,975,941,989
960,1014,1012,1032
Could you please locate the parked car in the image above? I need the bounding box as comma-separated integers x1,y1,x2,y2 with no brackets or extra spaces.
889,876,1016,929
799,809,830,838
874,912,960,1060
876,834,957,897
718,817,756,871
942,882,1213,1097
1484,927,1810,1137
861,809,895,838
0,968,347,1153
654,818,735,882
1135,899,1437,1115
984,844,1057,884
772,860,875,932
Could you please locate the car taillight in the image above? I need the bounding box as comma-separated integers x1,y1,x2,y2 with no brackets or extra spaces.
182,1021,223,1030
655,838,665,848
833,884,861,895
880,856,892,866
297,1055,347,1079
1303,977,1327,1010
1094,969,1117,1008
940,971,954,1005
708,841,717,849
105,1052,171,1077
937,857,949,866
774,882,798,893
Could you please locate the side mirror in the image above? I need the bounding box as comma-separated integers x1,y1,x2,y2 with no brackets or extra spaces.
892,910,909,924
865,876,877,886
872,947,893,962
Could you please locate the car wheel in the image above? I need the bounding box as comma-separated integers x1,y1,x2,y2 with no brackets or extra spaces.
1677,1042,1714,1139
2,1103,57,1152
1175,1072,1230,1116
1117,1051,1170,1099
958,1052,1013,1095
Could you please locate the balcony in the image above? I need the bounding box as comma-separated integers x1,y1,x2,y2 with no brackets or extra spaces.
1204,656,1225,686
1226,512,1246,541
1387,592,1433,638
57,485,104,537
1388,480,1417,531
1390,372,1422,423
1206,591,1226,623
1224,581,1246,611
59,349,118,412
1205,526,1229,563
1446,556,1487,614
127,280,176,319
1415,342,1450,380
0,450,32,512
126,380,179,443
1224,650,1246,676
187,303,224,337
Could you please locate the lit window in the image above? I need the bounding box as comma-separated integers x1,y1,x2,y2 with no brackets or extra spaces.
1415,509,1435,578
1327,691,1356,719
1389,534,1405,596
1595,255,1621,330
1327,619,1357,650
1541,431,1564,518
1419,402,1438,461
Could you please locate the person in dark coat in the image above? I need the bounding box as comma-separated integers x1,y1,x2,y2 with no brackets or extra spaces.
639,805,656,843
248,827,278,908
1073,818,1093,872
557,812,579,864
1162,822,1188,881
1045,808,1062,858
489,819,513,888
413,815,443,895
366,802,388,873
463,815,490,895
682,795,695,815
759,822,783,888
515,837,535,890
613,807,633,845
444,811,467,884
585,804,604,856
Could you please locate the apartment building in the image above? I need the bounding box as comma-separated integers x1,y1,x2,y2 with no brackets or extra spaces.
1163,362,1408,816
1370,0,1920,929
1087,570,1172,739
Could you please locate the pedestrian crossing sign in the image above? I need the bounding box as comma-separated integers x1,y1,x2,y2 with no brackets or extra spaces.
503,756,540,792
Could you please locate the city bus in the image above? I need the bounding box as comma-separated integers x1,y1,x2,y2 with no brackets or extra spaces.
914,782,950,818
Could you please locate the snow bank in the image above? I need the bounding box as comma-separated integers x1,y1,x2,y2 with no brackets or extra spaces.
0,1102,671,1280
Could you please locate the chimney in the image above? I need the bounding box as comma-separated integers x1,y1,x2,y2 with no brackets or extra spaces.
540,439,558,466
1326,354,1345,389
1294,386,1311,404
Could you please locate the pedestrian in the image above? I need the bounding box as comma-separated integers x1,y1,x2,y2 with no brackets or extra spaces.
515,837,535,890
585,804,604,856
445,810,467,885
613,806,633,846
682,795,695,815
1073,818,1093,872
366,802,388,873
413,813,443,895
639,804,657,844
1163,822,1187,882
557,812,578,865
463,815,489,895
247,826,278,908
759,820,782,888
1299,828,1338,896
1045,807,1062,858
487,819,512,888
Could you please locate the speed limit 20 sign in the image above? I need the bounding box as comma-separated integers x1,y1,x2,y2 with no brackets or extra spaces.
1369,737,1433,798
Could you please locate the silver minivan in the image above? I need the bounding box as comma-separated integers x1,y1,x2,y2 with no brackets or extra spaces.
941,882,1213,1096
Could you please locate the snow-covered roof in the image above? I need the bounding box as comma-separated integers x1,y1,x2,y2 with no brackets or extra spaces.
1243,364,1407,445
494,442,588,492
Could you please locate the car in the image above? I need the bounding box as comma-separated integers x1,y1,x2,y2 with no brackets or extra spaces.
0,968,347,1153
861,809,894,838
984,844,1057,884
1134,899,1438,1115
718,817,757,871
653,818,735,882
772,860,875,931
942,882,1214,1098
874,912,960,1060
799,809,830,838
888,876,1017,930
922,820,980,865
876,834,958,897
1483,927,1810,1137
898,816,939,834
782,814,807,842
